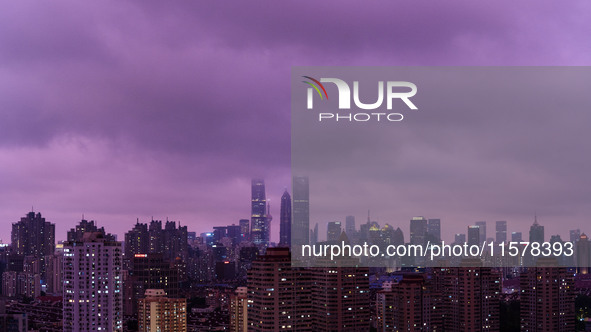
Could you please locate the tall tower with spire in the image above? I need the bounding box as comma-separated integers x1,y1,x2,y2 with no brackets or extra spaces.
529,214,544,243
279,189,292,247
250,179,269,247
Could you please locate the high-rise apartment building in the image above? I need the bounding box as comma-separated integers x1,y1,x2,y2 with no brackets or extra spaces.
63,232,123,332
441,260,501,331
247,247,312,331
11,212,55,258
125,253,179,316
229,287,248,332
520,258,575,331
138,289,186,332
376,274,439,331
124,221,149,268
279,190,292,247
67,219,116,242
310,265,370,331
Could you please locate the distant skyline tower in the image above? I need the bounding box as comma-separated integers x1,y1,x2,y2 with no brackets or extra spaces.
279,189,292,247
250,179,269,247
410,217,428,246
475,221,486,244
292,176,310,247
454,233,466,244
495,221,507,243
63,232,123,332
345,215,356,236
327,221,342,242
427,218,441,242
570,229,581,243
512,232,523,242
467,225,480,246
529,216,544,243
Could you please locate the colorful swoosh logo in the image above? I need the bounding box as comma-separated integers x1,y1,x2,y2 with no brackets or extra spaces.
302,76,328,100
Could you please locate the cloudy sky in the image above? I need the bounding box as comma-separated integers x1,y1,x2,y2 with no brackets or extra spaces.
1,1,591,242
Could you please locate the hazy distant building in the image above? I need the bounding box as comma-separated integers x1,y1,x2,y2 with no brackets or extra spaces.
138,289,186,332
410,217,428,246
279,190,292,247
327,221,342,242
576,234,591,274
427,218,441,243
467,226,480,246
529,217,545,243
570,229,581,243
63,232,123,332
475,221,486,244
292,176,310,248
345,215,356,236
455,233,466,244
520,259,574,331
250,179,269,247
511,232,523,242
495,221,507,243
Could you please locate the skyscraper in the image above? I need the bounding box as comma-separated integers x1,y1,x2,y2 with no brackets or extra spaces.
326,221,342,242
427,218,441,243
250,179,269,247
279,189,292,247
410,217,428,246
475,221,486,244
467,226,480,246
345,216,356,236
529,217,544,243
495,221,507,243
138,289,186,332
292,176,310,248
63,232,123,332
11,211,55,258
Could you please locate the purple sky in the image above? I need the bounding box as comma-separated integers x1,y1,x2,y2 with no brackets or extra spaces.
1,1,591,243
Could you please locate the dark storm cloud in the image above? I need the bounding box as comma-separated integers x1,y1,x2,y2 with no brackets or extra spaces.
1,0,591,240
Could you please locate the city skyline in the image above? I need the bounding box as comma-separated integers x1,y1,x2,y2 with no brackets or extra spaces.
3,1,591,247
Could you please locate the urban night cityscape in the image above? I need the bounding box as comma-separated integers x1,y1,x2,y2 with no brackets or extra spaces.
3,1,591,332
